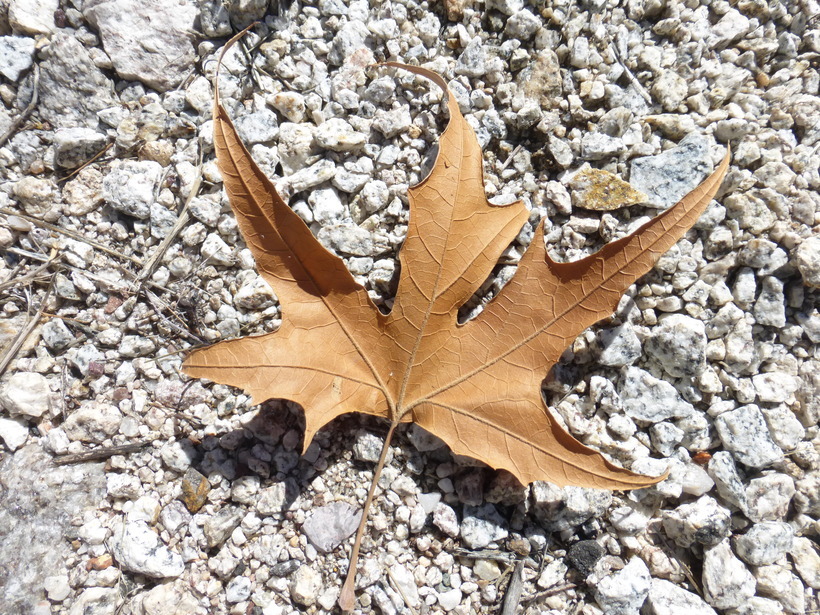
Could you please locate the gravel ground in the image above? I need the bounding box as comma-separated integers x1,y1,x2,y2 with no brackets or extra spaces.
0,0,819,614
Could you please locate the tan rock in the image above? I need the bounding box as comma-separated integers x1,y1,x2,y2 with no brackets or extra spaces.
570,167,647,211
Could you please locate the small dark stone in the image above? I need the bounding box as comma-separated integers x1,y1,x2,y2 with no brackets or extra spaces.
455,471,484,506
567,540,604,576
271,560,300,577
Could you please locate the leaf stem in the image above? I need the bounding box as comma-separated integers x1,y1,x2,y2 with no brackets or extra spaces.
339,420,399,612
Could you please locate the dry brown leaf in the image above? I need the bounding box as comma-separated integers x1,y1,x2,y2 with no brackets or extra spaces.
183,34,729,610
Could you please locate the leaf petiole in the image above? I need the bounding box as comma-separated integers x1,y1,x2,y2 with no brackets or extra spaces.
339,420,400,612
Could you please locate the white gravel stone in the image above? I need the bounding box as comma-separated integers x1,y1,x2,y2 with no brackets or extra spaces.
432,502,459,538
308,187,345,225
302,501,361,553
103,160,162,219
752,372,799,404
644,578,716,615
204,507,242,548
706,8,751,49
662,496,731,548
744,474,795,522
593,556,650,615
753,276,786,327
256,483,288,516
620,367,694,423
0,36,36,82
702,539,755,610
234,275,276,310
62,403,122,443
290,565,321,607
106,473,141,499
645,314,707,378
66,588,118,615
83,0,198,92
226,576,252,603
235,110,279,145
315,118,366,152
0,372,50,418
789,536,820,590
43,575,70,602
734,521,793,566
437,588,462,611
761,404,805,451
8,0,57,34
270,91,305,123
796,236,820,288
201,233,235,266
461,504,508,549
597,323,642,367
714,404,782,469
110,519,184,578
0,417,29,451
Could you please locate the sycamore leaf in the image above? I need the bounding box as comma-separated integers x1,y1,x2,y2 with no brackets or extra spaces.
184,38,729,608
184,60,729,490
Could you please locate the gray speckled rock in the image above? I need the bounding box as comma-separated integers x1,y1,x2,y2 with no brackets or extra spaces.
662,496,731,548
744,473,795,522
644,578,716,615
620,367,694,423
734,521,793,566
630,133,713,210
708,451,746,510
593,556,650,615
83,0,198,92
0,36,35,82
461,504,508,549
714,405,782,469
38,33,116,128
204,507,242,549
597,323,642,367
790,536,820,590
103,160,163,220
645,315,707,378
302,502,361,553
110,519,184,578
53,128,108,169
702,539,755,610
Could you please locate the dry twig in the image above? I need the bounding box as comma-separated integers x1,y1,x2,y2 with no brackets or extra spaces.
53,438,156,465
0,64,40,149
0,271,56,377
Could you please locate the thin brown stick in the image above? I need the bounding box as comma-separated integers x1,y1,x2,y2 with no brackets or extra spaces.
0,272,55,377
135,159,202,287
0,207,144,266
53,438,155,465
57,141,113,183
521,582,577,604
0,252,60,292
339,420,399,612
500,559,526,615
0,64,39,149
